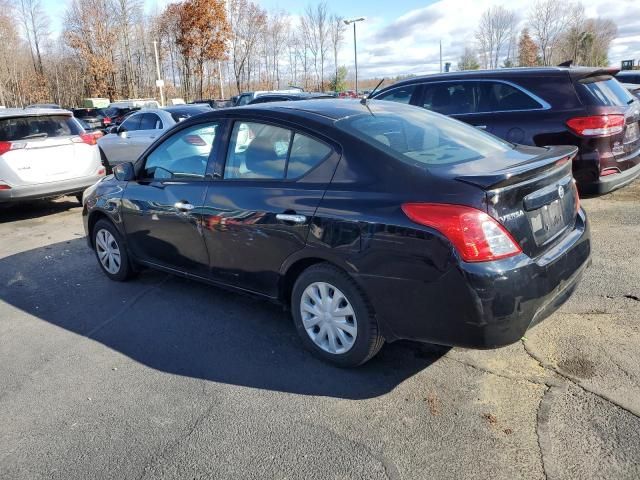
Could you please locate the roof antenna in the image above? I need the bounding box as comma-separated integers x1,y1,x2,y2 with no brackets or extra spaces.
361,78,385,105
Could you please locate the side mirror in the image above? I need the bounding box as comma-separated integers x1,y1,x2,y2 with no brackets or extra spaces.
113,162,135,181
118,129,127,139
108,125,118,134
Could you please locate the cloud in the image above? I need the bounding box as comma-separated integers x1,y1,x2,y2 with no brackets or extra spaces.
344,0,640,77
372,8,444,43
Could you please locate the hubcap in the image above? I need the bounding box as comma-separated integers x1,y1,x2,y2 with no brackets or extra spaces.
95,229,121,275
300,282,357,355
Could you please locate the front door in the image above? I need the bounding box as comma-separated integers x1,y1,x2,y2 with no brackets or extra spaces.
120,121,220,276
201,119,340,296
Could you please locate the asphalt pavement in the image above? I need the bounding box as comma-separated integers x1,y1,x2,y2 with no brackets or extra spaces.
0,182,639,480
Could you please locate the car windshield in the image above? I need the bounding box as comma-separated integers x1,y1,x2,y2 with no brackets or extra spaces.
74,109,99,118
0,115,82,141
336,102,512,167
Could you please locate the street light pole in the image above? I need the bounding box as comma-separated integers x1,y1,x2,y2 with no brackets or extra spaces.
344,17,365,95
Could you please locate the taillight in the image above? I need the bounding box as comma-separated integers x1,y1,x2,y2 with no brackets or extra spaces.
97,167,106,176
600,167,620,176
72,134,98,146
0,141,26,156
402,203,522,262
566,115,625,137
103,117,112,125
0,182,11,190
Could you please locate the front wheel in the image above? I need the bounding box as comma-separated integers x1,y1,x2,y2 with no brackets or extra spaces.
93,219,135,281
291,263,384,367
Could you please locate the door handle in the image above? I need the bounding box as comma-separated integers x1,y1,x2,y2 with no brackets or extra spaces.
276,213,307,224
174,201,194,212
475,125,487,130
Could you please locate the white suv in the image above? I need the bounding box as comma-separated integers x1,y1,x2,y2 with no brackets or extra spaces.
0,108,105,203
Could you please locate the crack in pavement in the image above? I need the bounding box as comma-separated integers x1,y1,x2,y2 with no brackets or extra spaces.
136,395,221,480
521,339,640,419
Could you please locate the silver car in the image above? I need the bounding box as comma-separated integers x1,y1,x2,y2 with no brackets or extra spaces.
97,105,211,167
0,108,104,203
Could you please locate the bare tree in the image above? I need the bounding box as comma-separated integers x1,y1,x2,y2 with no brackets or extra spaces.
475,6,517,69
18,0,49,75
329,14,346,91
228,0,266,93
302,2,330,90
528,0,573,66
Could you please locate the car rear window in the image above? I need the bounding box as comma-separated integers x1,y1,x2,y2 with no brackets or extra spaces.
577,77,635,107
0,115,82,141
337,106,512,167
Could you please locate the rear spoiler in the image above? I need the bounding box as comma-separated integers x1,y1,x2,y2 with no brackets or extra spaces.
568,67,620,82
456,146,578,190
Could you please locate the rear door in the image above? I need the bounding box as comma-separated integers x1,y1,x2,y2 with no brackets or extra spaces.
200,118,340,296
415,81,497,134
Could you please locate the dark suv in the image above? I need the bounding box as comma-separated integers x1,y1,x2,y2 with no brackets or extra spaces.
373,67,640,194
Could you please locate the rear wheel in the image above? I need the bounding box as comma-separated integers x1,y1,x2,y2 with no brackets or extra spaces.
93,219,134,281
291,263,384,367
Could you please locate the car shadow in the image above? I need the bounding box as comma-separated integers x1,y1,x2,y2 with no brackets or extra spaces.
0,238,449,400
0,197,81,223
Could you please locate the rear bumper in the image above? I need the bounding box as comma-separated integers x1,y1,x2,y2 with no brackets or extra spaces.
354,210,591,348
0,175,103,202
580,160,640,195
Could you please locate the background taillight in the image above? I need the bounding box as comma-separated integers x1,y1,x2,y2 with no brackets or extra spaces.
402,203,522,262
566,115,625,137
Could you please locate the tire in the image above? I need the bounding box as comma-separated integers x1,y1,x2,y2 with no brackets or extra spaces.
291,263,384,367
92,219,135,282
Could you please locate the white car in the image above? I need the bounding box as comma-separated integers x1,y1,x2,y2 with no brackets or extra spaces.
97,105,211,167
0,108,105,203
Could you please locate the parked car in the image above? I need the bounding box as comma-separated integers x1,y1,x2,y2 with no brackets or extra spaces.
77,119,105,142
615,70,640,85
373,67,640,195
234,88,305,106
101,106,140,126
0,108,105,203
338,91,358,98
621,83,640,100
73,107,110,131
97,104,211,167
83,99,590,366
247,93,334,105
191,99,234,108
25,103,62,109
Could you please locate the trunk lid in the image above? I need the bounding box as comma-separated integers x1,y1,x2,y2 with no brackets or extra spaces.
456,145,579,258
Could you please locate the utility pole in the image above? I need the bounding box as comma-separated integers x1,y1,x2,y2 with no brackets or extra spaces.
153,40,165,107
439,40,443,73
218,60,225,99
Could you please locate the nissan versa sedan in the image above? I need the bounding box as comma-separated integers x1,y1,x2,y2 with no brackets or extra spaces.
82,100,591,366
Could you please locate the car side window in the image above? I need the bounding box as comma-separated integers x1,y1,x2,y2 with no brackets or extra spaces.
223,122,332,180
120,114,141,132
421,82,478,115
139,113,163,130
480,82,543,112
224,122,291,179
142,123,218,180
376,85,416,104
286,133,331,179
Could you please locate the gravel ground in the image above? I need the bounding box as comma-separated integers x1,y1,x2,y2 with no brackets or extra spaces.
0,180,639,480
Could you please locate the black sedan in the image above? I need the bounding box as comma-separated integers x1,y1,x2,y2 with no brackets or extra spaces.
82,100,591,366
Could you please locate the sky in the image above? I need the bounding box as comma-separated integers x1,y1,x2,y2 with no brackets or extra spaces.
43,0,640,77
